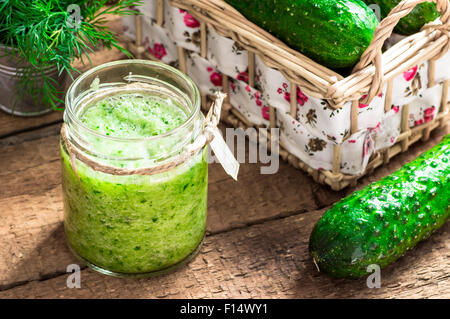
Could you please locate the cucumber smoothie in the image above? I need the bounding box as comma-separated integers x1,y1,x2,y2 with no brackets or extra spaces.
61,90,208,275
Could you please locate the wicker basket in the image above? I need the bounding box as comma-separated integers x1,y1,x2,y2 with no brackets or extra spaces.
124,0,450,190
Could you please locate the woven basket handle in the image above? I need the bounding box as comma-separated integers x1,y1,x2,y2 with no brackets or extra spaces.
352,0,450,103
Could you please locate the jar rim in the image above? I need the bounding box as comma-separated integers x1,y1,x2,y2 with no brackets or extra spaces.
64,59,201,142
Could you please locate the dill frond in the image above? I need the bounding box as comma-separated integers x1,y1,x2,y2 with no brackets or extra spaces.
0,0,142,110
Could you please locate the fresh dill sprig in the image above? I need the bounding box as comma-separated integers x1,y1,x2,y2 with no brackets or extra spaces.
0,0,142,110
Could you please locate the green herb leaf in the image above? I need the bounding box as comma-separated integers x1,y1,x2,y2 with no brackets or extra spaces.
0,0,142,110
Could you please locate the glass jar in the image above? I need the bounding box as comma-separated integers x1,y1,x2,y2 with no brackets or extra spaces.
61,60,208,277
0,45,63,116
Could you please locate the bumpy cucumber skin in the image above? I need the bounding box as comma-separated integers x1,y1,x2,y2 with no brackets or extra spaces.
225,0,379,69
363,0,439,35
309,135,450,278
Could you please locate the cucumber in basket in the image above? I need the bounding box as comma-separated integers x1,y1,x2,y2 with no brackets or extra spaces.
363,0,440,35
309,135,450,278
224,0,379,69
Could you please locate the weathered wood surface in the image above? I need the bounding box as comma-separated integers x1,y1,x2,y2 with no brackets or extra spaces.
0,116,448,298
0,122,319,290
0,13,448,299
1,209,448,299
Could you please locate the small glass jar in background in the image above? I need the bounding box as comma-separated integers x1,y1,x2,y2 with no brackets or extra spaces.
0,45,63,116
61,60,209,277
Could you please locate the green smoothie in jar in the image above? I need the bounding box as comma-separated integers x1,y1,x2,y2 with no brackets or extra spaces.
61,60,209,277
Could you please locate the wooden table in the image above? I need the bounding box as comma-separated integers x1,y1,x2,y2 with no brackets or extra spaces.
1,109,448,299
0,36,448,299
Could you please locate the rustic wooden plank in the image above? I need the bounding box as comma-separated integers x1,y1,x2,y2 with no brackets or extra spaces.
0,124,319,288
0,111,63,139
0,124,448,291
0,125,62,182
0,208,448,299
0,15,448,295
0,168,316,288
3,123,447,200
0,188,78,291
0,122,317,199
0,121,305,183
0,122,62,147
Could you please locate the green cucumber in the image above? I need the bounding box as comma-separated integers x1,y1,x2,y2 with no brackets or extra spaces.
363,0,440,35
224,0,379,69
309,135,450,278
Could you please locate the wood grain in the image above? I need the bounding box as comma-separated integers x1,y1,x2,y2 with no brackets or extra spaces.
0,122,448,297
0,208,448,299
0,8,448,296
0,124,319,289
0,112,63,139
